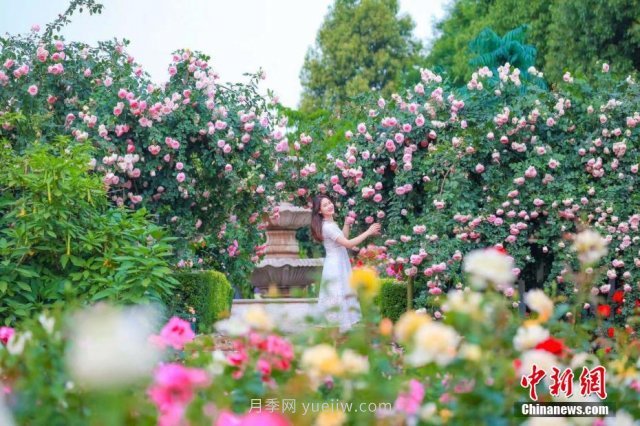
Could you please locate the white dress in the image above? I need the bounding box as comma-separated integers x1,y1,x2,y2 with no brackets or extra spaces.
316,220,362,332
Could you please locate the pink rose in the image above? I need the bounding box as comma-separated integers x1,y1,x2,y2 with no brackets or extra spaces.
157,317,195,350
0,327,14,345
395,379,425,415
27,85,38,96
149,363,209,422
216,410,291,426
176,172,186,183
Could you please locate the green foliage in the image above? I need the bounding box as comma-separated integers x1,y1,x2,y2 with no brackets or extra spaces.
0,136,177,324
544,0,640,82
168,270,233,332
378,278,406,321
300,0,421,112
426,0,640,84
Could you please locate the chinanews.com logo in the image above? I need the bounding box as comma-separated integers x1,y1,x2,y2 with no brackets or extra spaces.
516,364,614,417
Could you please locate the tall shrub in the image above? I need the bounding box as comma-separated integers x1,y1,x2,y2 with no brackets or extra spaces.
0,136,177,323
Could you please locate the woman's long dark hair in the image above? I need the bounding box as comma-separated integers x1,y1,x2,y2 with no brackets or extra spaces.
311,194,333,242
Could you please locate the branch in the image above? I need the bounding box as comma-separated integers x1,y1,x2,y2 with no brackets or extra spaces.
43,0,104,39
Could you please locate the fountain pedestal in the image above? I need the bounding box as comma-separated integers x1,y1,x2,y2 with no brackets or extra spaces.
250,203,323,295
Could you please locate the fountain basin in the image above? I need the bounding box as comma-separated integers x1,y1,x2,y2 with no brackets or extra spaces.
250,258,323,295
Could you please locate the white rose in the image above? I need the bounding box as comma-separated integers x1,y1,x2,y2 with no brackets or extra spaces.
518,349,558,377
513,325,550,351
463,248,515,289
66,305,161,390
407,323,460,367
572,230,608,264
524,289,554,321
442,290,482,317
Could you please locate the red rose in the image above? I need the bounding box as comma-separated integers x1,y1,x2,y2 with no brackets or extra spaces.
607,327,615,338
612,290,624,304
513,358,522,371
493,246,507,255
597,304,611,318
535,337,566,355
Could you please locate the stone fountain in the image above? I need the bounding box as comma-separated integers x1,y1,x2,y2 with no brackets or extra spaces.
250,203,323,295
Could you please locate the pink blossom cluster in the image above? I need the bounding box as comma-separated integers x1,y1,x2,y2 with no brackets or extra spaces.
227,332,294,383
148,363,210,426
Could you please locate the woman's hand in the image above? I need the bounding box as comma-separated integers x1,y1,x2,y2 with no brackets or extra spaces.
367,223,381,236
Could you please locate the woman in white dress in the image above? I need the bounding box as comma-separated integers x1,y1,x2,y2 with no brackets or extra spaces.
310,194,381,332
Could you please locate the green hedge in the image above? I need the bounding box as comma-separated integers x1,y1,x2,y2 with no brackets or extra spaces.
377,279,407,322
168,270,233,332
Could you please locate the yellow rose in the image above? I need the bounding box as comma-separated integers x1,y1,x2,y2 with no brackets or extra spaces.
349,267,380,299
394,310,430,344
301,344,344,377
340,349,369,375
524,289,554,323
243,306,274,331
315,409,346,426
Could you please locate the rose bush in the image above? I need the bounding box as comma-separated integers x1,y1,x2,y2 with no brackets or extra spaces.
0,6,304,295
294,63,640,332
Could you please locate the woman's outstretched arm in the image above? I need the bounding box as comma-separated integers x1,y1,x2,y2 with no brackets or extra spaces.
342,221,351,239
335,223,381,250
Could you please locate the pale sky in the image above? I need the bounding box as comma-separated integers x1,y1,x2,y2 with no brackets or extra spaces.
0,0,450,108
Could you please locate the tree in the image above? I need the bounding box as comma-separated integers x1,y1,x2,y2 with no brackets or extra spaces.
544,0,640,82
425,0,640,85
299,0,421,112
425,0,551,85
468,25,536,72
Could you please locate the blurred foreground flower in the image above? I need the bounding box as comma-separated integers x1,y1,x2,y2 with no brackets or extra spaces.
394,379,425,415
216,410,291,426
442,289,483,318
572,229,608,265
148,363,210,426
406,322,461,367
314,409,346,426
524,289,554,323
350,267,381,299
150,316,195,350
66,304,162,389
0,390,15,426
301,344,345,386
394,310,430,344
243,305,275,331
0,327,14,345
463,248,515,290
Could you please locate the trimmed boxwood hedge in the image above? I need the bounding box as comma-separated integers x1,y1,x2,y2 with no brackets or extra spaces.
377,279,407,322
168,270,233,332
